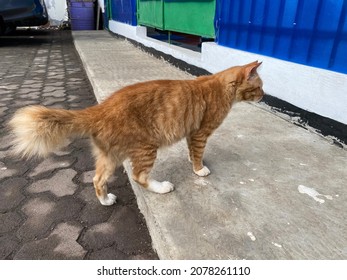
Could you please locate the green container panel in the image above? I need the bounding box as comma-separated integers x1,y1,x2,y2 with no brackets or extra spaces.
137,0,164,29
137,0,216,38
164,0,216,38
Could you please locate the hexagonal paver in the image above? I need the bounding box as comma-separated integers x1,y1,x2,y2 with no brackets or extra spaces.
0,177,27,211
17,197,56,241
80,206,154,254
14,222,86,259
28,169,77,197
0,161,17,180
17,195,84,240
0,211,23,234
0,234,19,260
29,157,74,177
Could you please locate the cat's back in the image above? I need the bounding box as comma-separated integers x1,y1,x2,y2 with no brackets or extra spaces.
100,75,219,116
104,78,199,109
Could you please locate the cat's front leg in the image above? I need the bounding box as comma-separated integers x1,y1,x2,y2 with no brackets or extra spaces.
186,135,211,177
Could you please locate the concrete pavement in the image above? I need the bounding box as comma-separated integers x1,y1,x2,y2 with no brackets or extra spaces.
73,30,347,260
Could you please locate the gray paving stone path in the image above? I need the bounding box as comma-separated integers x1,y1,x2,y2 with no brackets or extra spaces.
0,30,158,260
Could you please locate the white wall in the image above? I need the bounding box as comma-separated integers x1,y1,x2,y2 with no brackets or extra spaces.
201,43,347,126
109,20,347,125
44,0,68,26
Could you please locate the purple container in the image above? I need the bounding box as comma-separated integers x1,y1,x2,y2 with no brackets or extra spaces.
69,1,95,30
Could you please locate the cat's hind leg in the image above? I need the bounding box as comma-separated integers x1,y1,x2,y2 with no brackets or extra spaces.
93,150,118,206
130,148,174,194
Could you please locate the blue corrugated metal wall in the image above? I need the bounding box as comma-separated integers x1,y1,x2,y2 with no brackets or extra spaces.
110,0,137,26
215,0,347,74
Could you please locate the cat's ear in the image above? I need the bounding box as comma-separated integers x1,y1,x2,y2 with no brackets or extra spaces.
244,61,262,80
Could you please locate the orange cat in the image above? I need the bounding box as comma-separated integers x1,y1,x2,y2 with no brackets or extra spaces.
9,61,264,206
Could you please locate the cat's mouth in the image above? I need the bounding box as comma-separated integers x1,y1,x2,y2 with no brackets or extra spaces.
250,87,264,102
254,94,264,102
253,90,264,102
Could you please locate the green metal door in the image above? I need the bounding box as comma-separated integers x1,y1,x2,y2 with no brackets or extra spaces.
104,0,113,29
164,0,216,38
137,0,164,29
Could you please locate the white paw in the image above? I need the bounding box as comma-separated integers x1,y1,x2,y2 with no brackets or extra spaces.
194,166,211,177
99,193,117,206
161,181,175,193
147,180,175,194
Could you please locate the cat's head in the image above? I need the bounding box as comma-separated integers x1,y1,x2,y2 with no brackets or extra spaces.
221,61,264,102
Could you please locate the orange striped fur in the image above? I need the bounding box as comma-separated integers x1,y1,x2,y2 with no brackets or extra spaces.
9,61,264,206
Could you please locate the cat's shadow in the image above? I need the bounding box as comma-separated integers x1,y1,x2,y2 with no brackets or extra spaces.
152,141,241,188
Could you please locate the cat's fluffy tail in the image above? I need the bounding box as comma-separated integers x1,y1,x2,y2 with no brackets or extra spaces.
8,105,91,158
